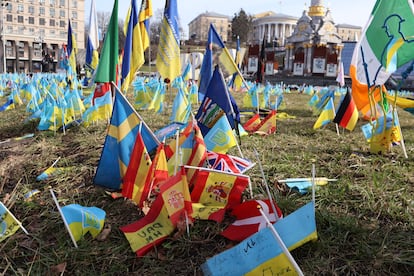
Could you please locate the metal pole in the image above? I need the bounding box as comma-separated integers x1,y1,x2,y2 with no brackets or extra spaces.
1,1,7,73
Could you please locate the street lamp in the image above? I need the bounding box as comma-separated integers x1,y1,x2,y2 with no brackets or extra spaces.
1,0,9,73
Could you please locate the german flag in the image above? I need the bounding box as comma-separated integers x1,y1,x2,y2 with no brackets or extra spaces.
333,90,359,131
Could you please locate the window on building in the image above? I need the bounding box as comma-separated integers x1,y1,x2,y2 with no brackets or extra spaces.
50,30,55,36
50,19,55,26
6,4,12,11
28,17,34,24
6,41,14,57
72,0,77,8
18,42,25,58
6,26,13,34
28,6,35,14
50,0,56,5
39,0,45,4
18,26,24,34
18,61,25,72
6,14,12,22
59,10,65,17
29,28,35,34
59,20,65,27
18,16,23,23
17,4,24,12
33,43,42,58
59,0,65,7
72,11,77,19
39,7,45,15
39,18,46,25
50,8,55,17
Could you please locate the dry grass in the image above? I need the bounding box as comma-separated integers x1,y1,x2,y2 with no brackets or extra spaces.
1,90,413,275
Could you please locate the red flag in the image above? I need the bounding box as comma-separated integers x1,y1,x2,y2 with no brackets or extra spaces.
185,123,207,185
160,167,192,225
243,113,261,133
92,82,111,105
191,169,249,222
122,132,152,207
165,120,193,158
120,195,174,256
221,199,283,241
254,109,277,135
145,142,169,196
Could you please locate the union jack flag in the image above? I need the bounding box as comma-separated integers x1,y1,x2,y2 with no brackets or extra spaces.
206,151,254,174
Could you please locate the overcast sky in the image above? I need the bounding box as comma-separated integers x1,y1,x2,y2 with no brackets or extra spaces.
85,0,377,37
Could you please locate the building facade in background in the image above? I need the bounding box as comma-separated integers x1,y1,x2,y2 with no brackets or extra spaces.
0,0,85,73
250,11,298,46
188,11,231,43
336,23,361,42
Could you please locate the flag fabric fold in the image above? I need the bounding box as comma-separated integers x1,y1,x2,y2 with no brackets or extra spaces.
121,0,145,93
0,202,25,242
120,194,175,257
139,0,153,51
156,0,181,82
221,199,283,242
160,167,192,225
95,0,118,83
333,90,359,131
191,169,249,222
60,204,106,242
202,202,318,276
85,0,99,70
195,66,240,136
313,97,335,130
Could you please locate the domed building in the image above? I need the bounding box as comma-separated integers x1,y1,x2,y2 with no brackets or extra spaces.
285,0,343,76
250,11,298,46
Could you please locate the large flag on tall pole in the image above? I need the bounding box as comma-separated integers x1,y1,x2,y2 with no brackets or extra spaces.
350,0,414,116
67,19,78,75
121,0,145,93
156,0,181,82
139,0,153,51
95,0,119,83
85,0,99,70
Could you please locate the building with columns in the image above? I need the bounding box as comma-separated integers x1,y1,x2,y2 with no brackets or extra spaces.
284,0,343,76
0,0,85,73
250,11,298,46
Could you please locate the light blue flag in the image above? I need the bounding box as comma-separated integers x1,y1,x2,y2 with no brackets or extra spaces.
170,86,191,123
202,202,318,276
61,204,105,242
204,115,237,154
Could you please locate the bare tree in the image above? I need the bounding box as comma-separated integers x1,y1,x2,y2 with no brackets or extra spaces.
97,11,111,38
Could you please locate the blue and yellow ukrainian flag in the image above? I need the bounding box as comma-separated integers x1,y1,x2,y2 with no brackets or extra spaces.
204,115,237,154
61,204,105,242
139,0,153,50
121,0,145,93
156,0,181,82
94,89,159,190
67,20,77,75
